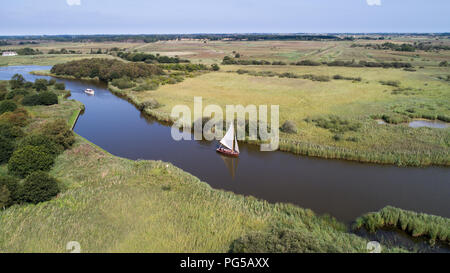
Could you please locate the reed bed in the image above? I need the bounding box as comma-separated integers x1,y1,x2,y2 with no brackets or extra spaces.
353,206,450,245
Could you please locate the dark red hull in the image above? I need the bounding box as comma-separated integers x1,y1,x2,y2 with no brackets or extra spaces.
216,147,239,157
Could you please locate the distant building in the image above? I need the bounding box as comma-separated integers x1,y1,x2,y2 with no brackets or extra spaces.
2,51,18,56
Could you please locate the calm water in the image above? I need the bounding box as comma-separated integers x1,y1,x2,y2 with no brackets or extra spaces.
1,66,450,223
409,119,449,129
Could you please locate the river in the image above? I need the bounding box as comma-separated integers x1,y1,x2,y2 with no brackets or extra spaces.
1,65,449,224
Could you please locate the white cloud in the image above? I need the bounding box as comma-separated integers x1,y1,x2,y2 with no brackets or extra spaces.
366,0,381,6
67,0,81,6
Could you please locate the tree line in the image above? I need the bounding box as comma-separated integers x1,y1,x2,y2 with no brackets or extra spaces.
223,56,413,68
117,51,190,64
50,58,163,82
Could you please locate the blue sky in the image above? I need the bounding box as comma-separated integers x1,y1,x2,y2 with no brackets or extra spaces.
1,0,449,35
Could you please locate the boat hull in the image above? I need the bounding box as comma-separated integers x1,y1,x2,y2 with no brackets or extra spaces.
216,147,239,157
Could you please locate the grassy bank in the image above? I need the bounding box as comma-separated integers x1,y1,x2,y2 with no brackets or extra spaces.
353,206,450,245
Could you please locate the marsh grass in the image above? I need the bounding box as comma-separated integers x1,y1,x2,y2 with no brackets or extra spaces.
353,206,450,245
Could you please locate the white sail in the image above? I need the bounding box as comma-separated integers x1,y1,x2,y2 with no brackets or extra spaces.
234,137,239,153
220,123,235,151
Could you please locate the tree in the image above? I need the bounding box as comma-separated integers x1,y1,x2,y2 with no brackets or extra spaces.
8,145,55,178
211,64,220,71
19,134,63,156
9,74,25,89
0,176,19,206
34,79,48,91
0,185,10,209
0,100,18,115
21,171,60,204
0,135,15,164
38,91,58,105
42,119,75,149
54,82,66,90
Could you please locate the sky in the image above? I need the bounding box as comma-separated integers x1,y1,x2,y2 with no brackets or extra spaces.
0,0,449,35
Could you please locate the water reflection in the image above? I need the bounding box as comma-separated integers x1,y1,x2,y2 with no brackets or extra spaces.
220,155,239,180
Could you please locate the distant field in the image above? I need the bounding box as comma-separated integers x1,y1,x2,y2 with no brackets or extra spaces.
0,54,118,66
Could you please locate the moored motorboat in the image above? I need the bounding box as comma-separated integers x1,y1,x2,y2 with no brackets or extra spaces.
84,88,95,95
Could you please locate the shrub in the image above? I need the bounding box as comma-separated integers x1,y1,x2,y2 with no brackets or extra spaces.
21,94,41,106
21,171,60,204
211,64,220,71
380,80,401,87
280,120,298,134
0,135,15,164
9,74,25,89
0,100,18,114
0,81,7,92
19,134,63,156
111,77,136,89
0,175,20,206
0,122,24,140
34,79,48,91
38,91,58,105
8,145,55,178
48,79,56,86
54,82,66,90
132,81,159,91
42,119,75,149
0,108,30,127
138,98,161,110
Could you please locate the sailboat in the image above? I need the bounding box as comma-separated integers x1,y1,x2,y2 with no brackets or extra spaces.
216,123,240,157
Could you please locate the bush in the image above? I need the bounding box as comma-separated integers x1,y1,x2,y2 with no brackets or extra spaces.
21,94,41,106
0,81,8,92
0,175,20,206
54,82,66,90
0,122,24,140
211,64,220,71
0,135,15,164
380,80,401,87
9,74,25,89
8,145,55,178
38,91,58,105
0,100,18,114
280,120,298,134
34,79,48,91
19,134,63,156
0,108,30,127
111,77,136,89
138,98,161,110
0,91,6,101
48,79,56,86
21,171,60,204
42,119,75,149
